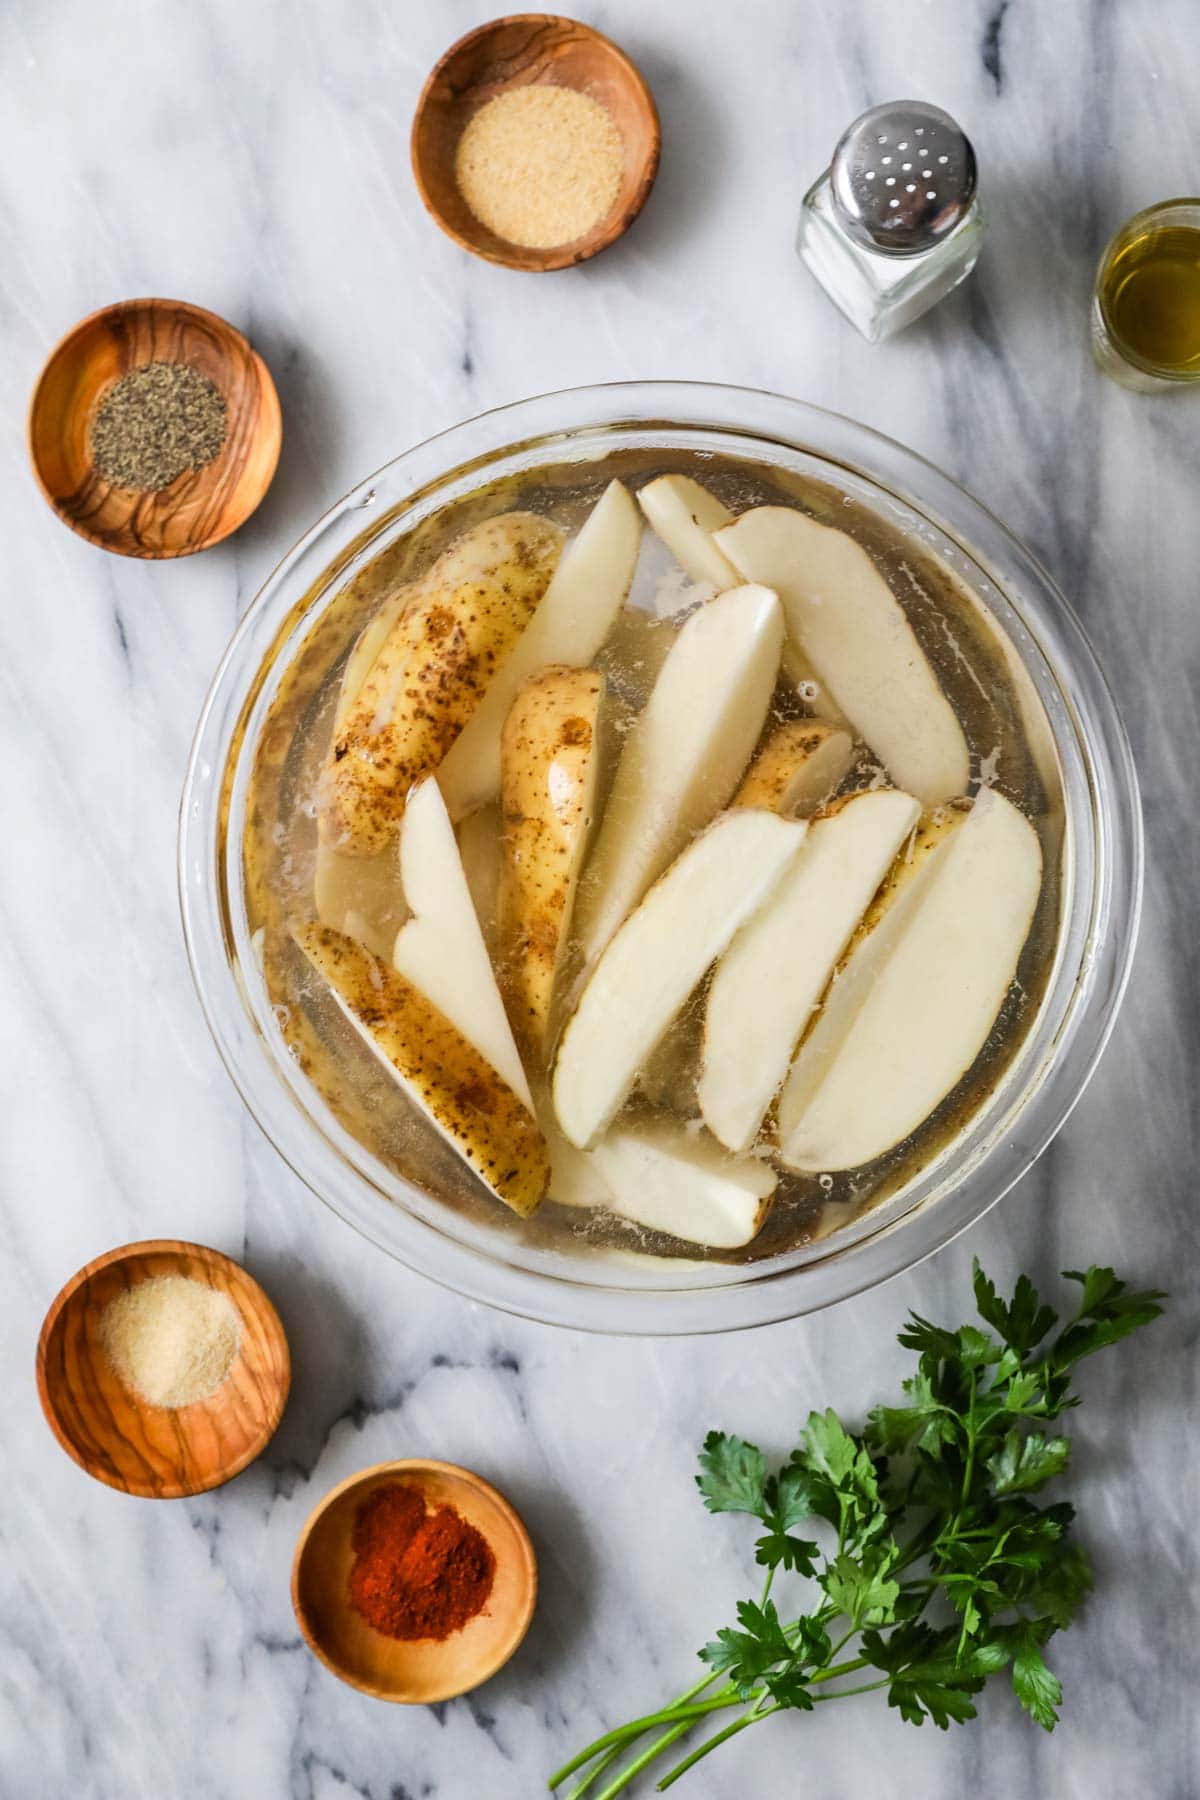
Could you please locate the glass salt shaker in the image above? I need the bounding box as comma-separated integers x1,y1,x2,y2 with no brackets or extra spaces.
797,101,984,343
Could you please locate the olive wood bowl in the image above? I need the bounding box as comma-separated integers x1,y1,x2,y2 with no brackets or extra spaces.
36,1238,290,1498
28,297,282,558
292,1458,537,1701
412,14,660,272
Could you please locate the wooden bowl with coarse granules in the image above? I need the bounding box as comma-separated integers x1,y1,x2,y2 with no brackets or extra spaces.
36,1238,290,1498
28,298,281,558
412,15,660,272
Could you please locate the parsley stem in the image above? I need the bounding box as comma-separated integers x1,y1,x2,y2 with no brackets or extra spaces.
589,1719,696,1800
548,1689,738,1788
655,1707,781,1791
812,1679,889,1703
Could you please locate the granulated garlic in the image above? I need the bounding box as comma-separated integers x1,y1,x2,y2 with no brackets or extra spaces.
454,85,624,250
99,1274,241,1409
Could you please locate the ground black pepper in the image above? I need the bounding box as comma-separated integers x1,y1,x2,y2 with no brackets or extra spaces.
90,360,228,491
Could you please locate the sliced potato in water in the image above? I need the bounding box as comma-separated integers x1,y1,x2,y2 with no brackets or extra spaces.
734,719,856,818
715,506,969,804
776,788,1042,1172
574,584,784,968
701,788,922,1153
554,808,807,1149
293,922,548,1216
499,666,606,1055
319,512,563,857
438,481,640,820
391,776,531,1110
590,1120,777,1249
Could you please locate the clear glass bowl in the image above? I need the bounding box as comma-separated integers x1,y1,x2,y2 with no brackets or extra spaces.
179,382,1141,1334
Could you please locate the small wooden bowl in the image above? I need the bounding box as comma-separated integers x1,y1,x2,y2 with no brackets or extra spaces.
28,298,282,558
412,14,660,272
293,1459,537,1702
36,1239,290,1499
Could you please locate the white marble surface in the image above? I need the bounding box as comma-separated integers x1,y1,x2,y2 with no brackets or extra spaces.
3,2,1198,1794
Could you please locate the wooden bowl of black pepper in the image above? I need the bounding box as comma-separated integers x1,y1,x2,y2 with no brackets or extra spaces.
28,298,282,558
412,15,661,272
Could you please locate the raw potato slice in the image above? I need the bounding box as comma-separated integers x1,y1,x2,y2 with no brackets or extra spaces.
734,720,855,817
320,512,563,855
574,585,785,967
457,802,503,960
391,777,531,1110
438,482,640,820
636,475,741,588
777,788,1043,1172
715,507,969,804
554,810,807,1148
499,667,605,1052
292,923,548,1216
590,1121,777,1249
700,789,921,1152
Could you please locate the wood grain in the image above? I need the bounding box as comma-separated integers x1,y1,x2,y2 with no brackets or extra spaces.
28,298,282,558
36,1239,290,1499
412,14,661,272
292,1459,537,1701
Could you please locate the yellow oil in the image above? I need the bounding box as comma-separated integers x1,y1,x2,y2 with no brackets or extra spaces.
1101,224,1200,373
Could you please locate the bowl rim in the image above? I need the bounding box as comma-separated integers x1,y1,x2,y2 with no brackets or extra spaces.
178,380,1143,1335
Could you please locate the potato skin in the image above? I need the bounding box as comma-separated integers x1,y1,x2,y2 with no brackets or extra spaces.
734,719,852,816
320,513,563,857
499,666,605,1054
294,922,549,1216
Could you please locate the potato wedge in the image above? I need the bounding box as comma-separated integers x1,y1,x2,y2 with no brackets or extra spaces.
392,776,531,1109
293,923,548,1215
734,720,855,817
590,1120,777,1249
499,666,606,1054
636,474,741,588
319,512,563,856
700,788,921,1152
438,482,640,820
574,584,784,968
715,507,969,804
554,809,807,1148
777,788,1042,1172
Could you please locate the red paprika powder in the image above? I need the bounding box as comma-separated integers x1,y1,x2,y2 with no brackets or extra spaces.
347,1481,495,1641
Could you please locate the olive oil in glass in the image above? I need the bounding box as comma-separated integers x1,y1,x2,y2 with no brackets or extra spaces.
1092,199,1200,390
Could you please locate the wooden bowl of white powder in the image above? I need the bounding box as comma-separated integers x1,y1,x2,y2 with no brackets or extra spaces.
36,1239,290,1498
412,15,660,272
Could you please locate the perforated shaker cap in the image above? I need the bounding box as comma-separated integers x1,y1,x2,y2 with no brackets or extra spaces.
830,102,977,256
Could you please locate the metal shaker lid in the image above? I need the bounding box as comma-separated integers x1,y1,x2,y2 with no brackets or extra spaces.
830,101,977,256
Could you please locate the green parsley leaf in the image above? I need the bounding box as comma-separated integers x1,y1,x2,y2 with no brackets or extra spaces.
973,1259,1058,1352
997,1622,1063,1729
1054,1268,1166,1367
987,1430,1072,1495
696,1431,767,1516
822,1549,900,1626
699,1597,794,1698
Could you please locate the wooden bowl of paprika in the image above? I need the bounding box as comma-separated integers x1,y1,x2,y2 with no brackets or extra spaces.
292,1459,537,1702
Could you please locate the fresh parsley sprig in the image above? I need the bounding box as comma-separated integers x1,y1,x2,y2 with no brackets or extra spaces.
549,1261,1163,1798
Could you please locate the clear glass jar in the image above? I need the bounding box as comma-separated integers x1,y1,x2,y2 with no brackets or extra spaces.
180,383,1141,1335
798,171,984,342
1091,197,1200,391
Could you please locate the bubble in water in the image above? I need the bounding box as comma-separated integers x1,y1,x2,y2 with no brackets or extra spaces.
798,680,819,702
818,1174,834,1191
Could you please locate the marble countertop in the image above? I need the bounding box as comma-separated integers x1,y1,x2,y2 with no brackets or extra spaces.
3,2,1197,1795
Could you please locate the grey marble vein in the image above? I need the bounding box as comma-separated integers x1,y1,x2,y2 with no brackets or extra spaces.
2,1,1199,1795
